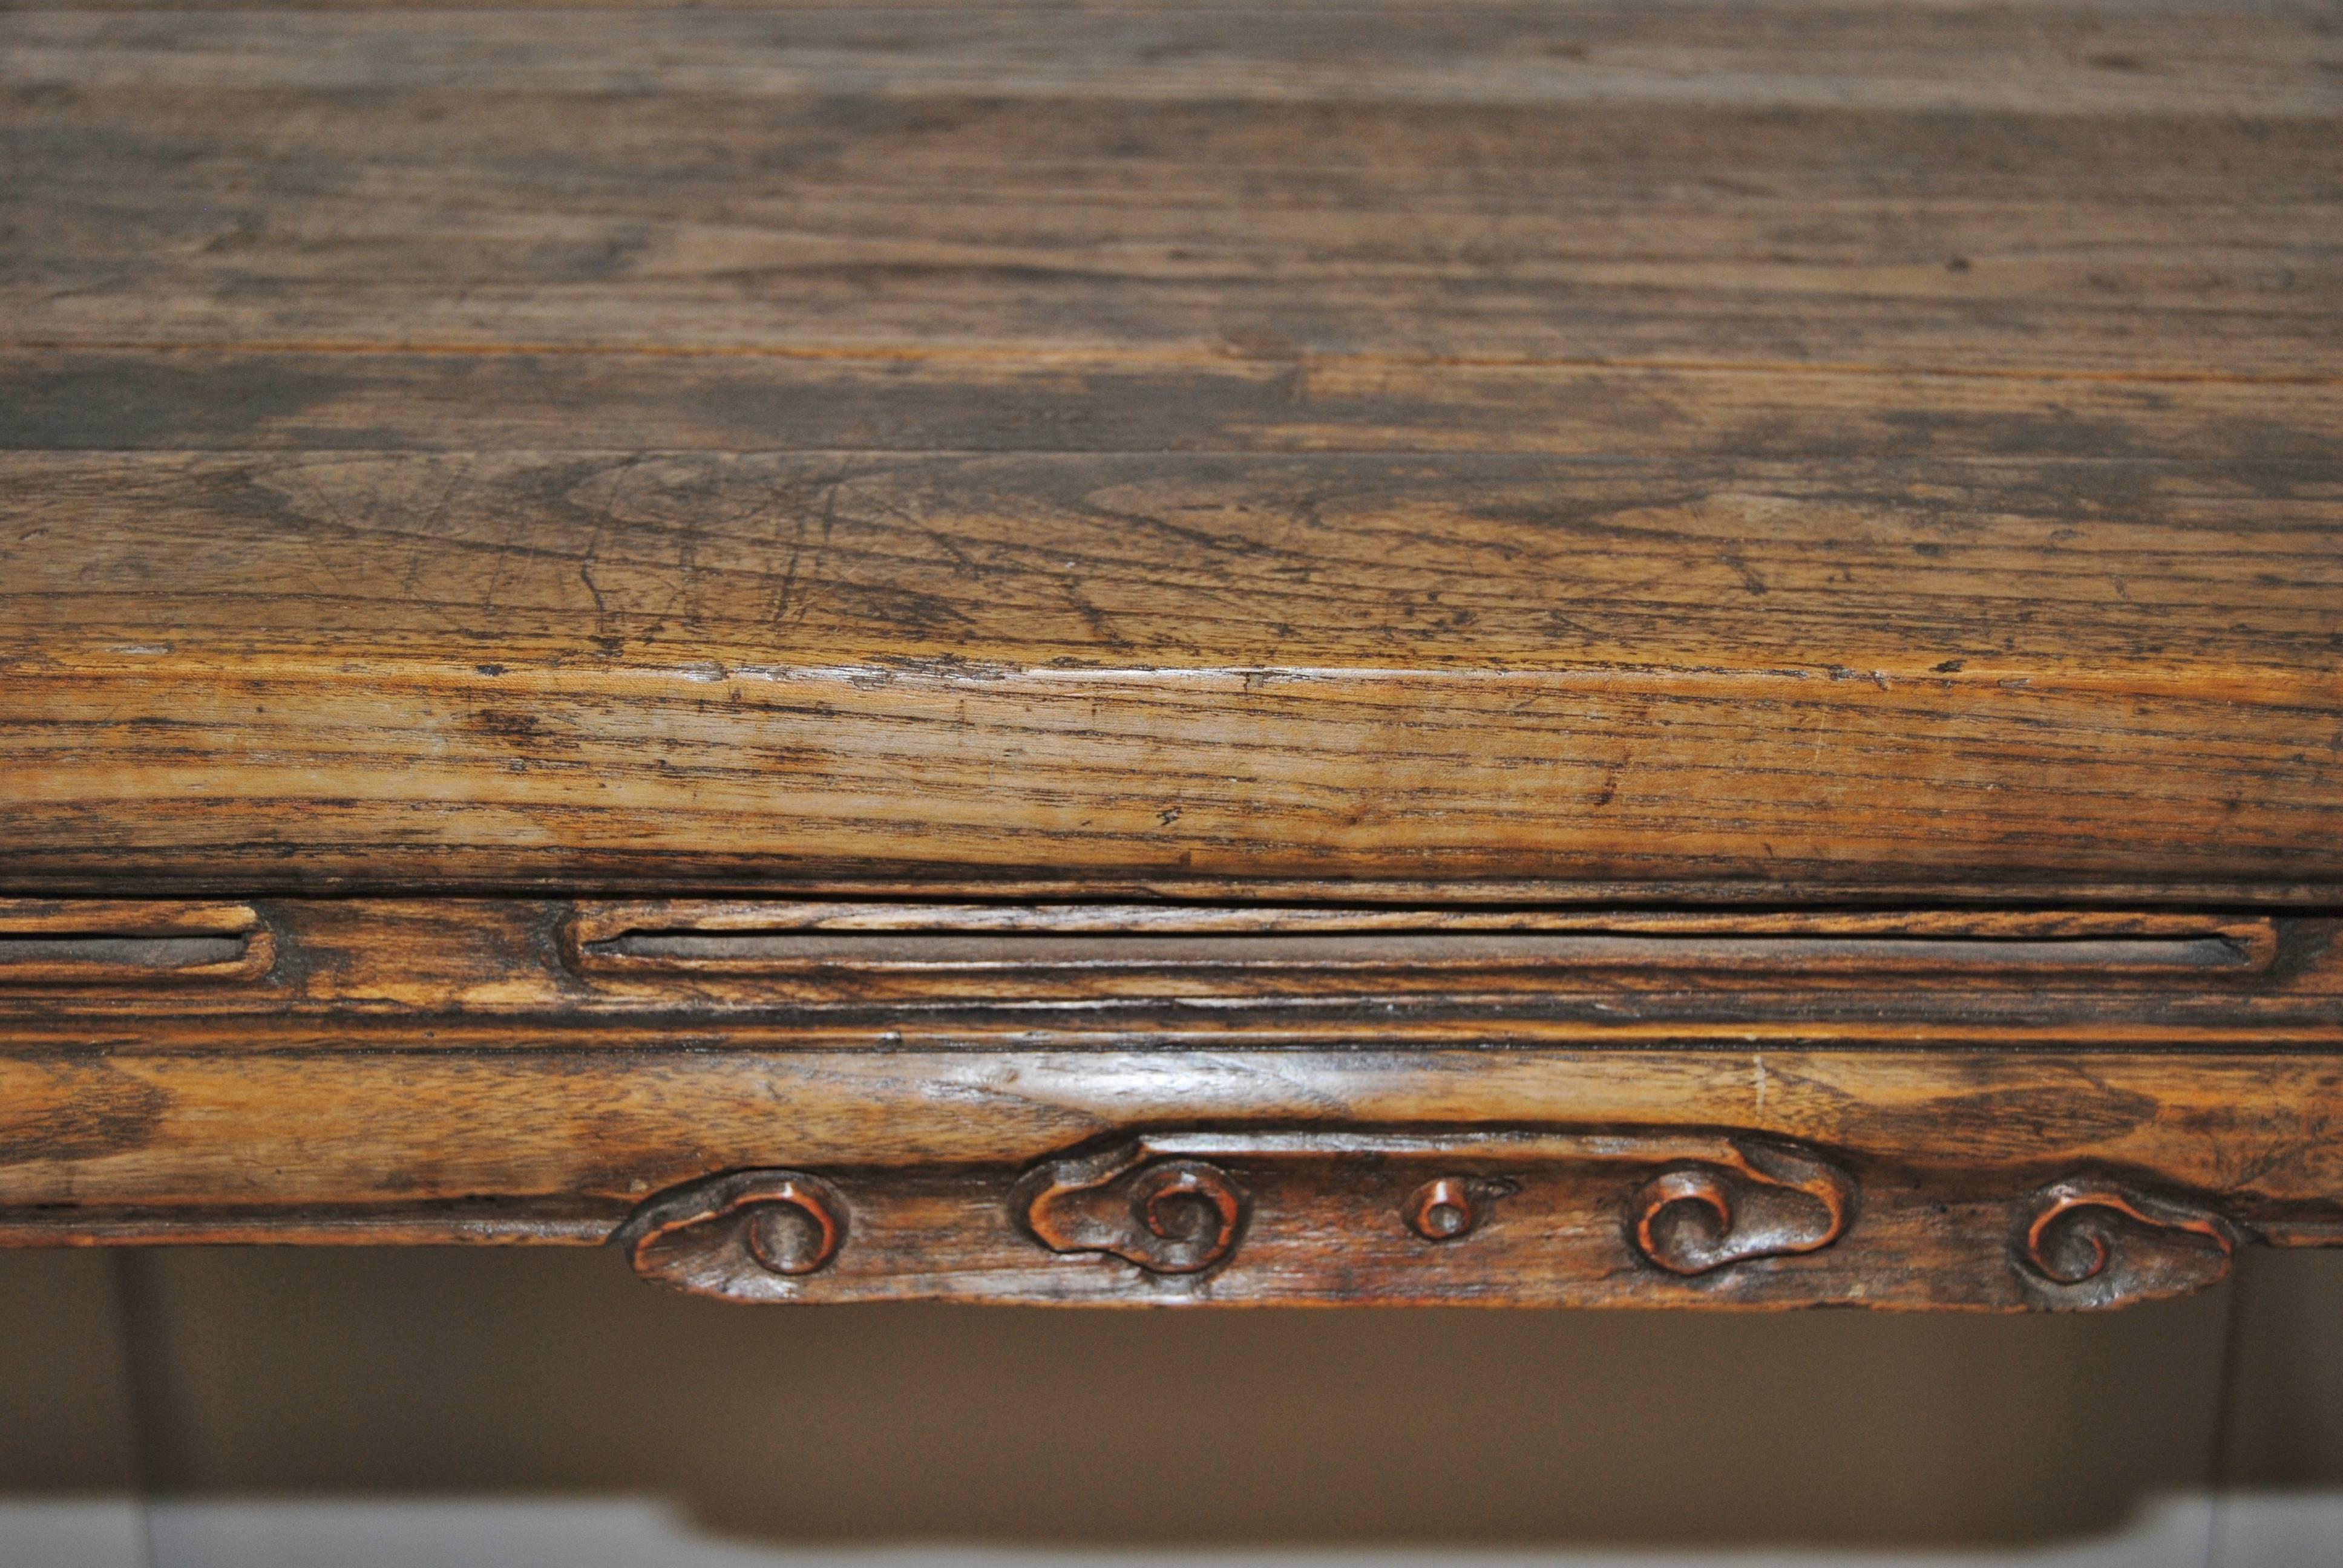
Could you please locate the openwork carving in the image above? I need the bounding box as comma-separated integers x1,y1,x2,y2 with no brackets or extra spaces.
2014,1177,2237,1307
1014,1129,1854,1281
615,1169,850,1301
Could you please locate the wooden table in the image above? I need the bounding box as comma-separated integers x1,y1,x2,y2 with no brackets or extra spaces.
4,0,2340,1308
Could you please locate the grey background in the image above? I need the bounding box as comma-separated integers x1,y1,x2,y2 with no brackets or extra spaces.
3,1244,2341,1563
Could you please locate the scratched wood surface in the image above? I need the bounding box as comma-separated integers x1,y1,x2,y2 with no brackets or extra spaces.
3,0,2339,895
5,1,2343,1307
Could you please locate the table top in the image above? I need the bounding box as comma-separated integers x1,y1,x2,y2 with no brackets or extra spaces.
5,0,2339,898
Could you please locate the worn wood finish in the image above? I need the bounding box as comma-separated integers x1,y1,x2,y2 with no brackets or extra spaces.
6,450,2341,893
7,7,2338,361
0,887,2337,1306
4,0,2341,1307
3,890,2338,1310
5,1,2342,896
5,1039,2341,1307
2,898,2338,1048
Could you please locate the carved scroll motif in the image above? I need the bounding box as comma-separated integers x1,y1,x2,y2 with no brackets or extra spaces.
1014,1144,1250,1274
2014,1177,2238,1307
1632,1139,1854,1276
615,1169,850,1302
1014,1129,1855,1280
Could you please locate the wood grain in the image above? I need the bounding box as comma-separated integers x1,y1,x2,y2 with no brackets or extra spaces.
8,18,2338,372
5,2,2339,895
4,449,2339,893
1,899,2333,1048
5,1,2341,1305
1,1041,2338,1307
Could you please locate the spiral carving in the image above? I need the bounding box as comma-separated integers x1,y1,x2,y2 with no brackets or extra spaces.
1630,1139,1853,1276
615,1169,850,1302
1016,1145,1248,1275
2015,1178,2236,1305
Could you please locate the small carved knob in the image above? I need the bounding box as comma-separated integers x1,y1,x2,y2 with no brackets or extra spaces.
741,1180,845,1275
1135,1162,1246,1267
1407,1177,1480,1241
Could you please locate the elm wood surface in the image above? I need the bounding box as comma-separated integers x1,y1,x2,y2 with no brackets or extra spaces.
1,899,2337,1047
0,890,2338,1307
4,0,2342,1307
3,1040,2338,1307
3,0,2341,896
7,456,2339,894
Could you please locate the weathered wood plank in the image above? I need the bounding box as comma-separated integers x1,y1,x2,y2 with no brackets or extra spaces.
8,451,2338,668
2,449,2336,892
6,12,2337,373
7,6,2335,116
8,348,2339,458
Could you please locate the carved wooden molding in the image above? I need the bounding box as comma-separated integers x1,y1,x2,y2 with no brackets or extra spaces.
1012,1129,1855,1281
5,898,2333,1051
550,899,2292,1019
614,1127,1865,1305
598,1128,2343,1309
5,1004,2320,1310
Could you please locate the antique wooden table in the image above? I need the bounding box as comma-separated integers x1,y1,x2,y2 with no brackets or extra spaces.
4,0,2339,1310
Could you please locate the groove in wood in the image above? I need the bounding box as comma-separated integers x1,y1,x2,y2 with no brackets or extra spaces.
0,901,275,986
